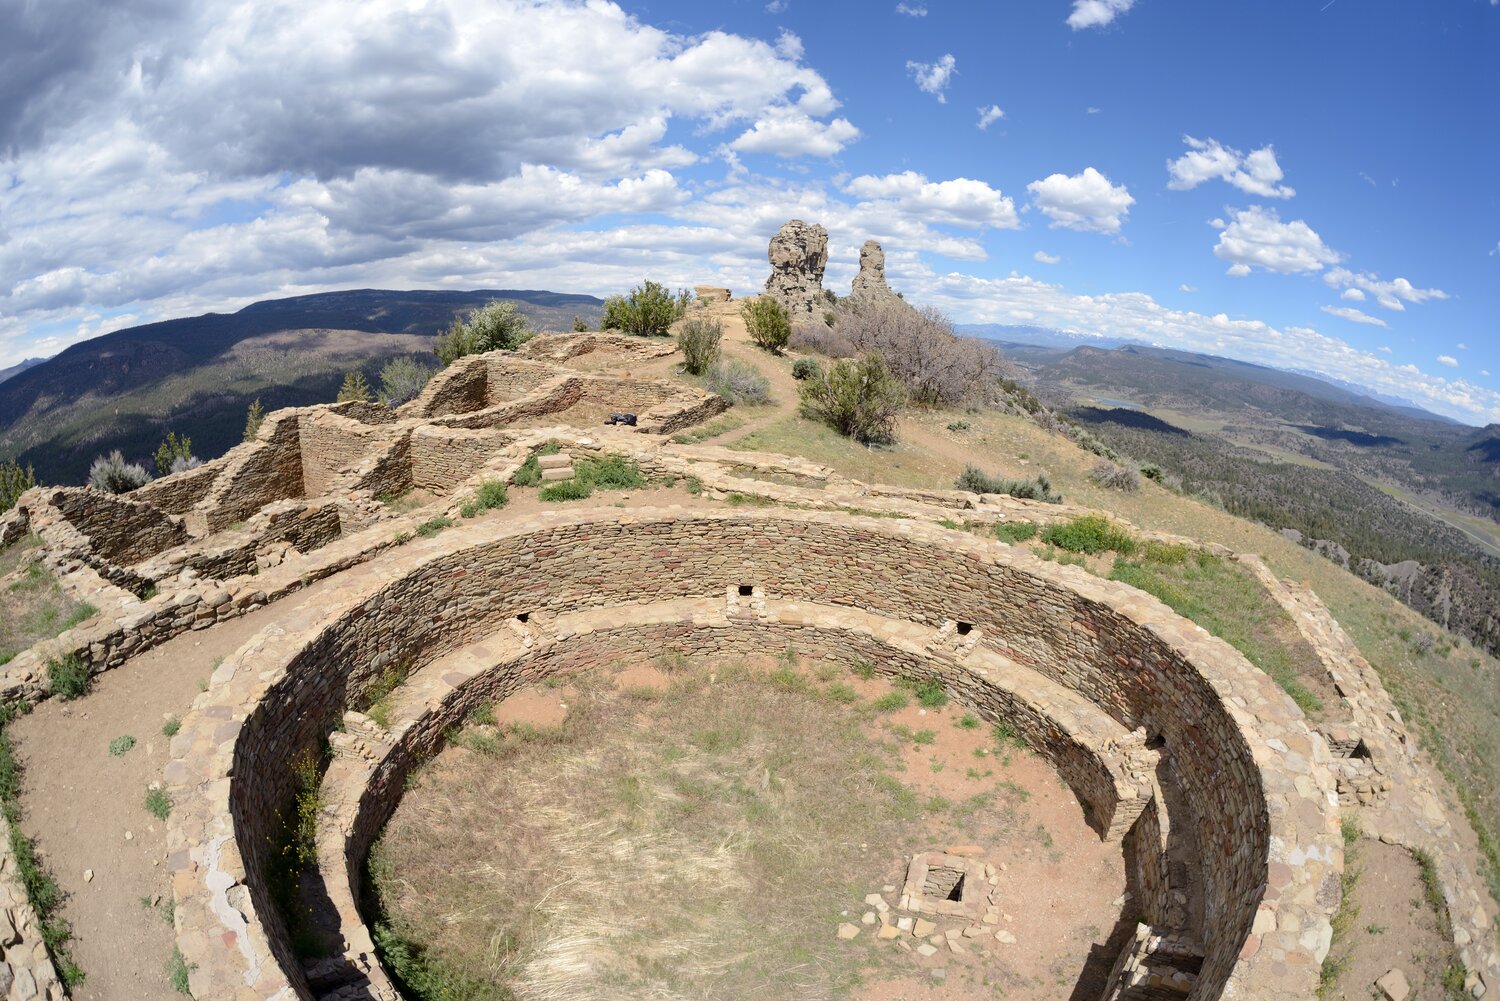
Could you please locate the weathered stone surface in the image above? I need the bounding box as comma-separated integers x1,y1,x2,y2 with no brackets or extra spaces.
851,239,896,300
764,219,828,317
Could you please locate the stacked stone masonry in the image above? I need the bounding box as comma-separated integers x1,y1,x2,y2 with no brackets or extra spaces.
0,330,1494,999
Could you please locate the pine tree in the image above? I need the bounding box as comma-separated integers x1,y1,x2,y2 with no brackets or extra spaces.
337,371,372,403
244,398,265,442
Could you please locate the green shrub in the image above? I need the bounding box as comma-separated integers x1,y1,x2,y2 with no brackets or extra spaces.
162,717,181,737
677,317,722,375
912,679,948,708
947,420,970,432
415,516,453,538
378,356,435,407
144,787,171,820
47,654,90,699
108,735,136,757
435,300,533,365
791,357,822,381
87,450,151,494
704,359,772,405
243,398,265,442
540,479,594,502
797,353,905,443
459,479,509,518
604,281,691,336
742,297,791,354
1041,515,1138,556
575,454,645,490
572,315,590,332
153,432,195,476
993,522,1039,544
0,457,36,513
871,692,908,712
955,465,1062,503
336,370,372,403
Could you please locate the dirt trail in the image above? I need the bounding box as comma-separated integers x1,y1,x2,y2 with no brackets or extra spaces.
9,573,352,1001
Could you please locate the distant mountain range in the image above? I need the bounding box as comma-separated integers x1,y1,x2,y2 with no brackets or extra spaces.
959,322,1459,426
0,288,604,483
0,358,45,384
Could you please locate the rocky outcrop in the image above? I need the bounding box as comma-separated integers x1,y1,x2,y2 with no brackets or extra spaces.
764,219,828,317
851,239,895,300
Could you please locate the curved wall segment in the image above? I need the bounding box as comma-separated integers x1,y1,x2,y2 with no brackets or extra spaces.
166,509,1340,1001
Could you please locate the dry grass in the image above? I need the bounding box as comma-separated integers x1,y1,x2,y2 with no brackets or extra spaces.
0,536,96,666
371,669,931,1001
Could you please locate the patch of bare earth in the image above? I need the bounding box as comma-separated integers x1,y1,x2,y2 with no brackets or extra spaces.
371,657,1123,1001
1323,837,1465,1001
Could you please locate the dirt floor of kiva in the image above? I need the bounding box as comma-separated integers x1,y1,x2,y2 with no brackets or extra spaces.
8,574,355,1001
370,654,1127,1001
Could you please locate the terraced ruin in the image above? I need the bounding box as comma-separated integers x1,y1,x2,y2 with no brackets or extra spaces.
0,296,1496,1001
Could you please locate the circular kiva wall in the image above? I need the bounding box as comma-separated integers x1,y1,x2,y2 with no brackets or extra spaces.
165,509,1342,1001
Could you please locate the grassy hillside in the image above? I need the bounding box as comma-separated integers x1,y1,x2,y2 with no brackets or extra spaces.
0,288,604,484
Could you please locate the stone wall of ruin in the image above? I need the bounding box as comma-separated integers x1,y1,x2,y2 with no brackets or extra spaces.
167,509,1340,1001
200,413,306,532
49,487,188,568
130,457,228,514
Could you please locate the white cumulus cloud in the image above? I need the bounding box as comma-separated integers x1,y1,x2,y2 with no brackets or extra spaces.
907,54,957,102
1034,251,1061,264
1212,206,1341,275
977,105,1005,130
843,171,1020,230
1321,268,1447,311
1026,167,1134,234
1320,305,1388,328
1068,0,1136,30
895,2,928,15
1166,136,1295,199
729,111,859,157
1179,284,1197,292
1438,355,1459,367
1341,287,1365,301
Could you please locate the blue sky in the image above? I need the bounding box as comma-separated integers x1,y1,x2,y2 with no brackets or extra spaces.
2,0,1497,421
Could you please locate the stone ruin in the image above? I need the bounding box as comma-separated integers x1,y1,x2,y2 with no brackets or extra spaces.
851,238,896,300
763,218,829,317
0,321,1495,1001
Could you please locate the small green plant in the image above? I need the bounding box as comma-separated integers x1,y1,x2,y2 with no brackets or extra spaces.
957,713,980,730
912,678,948,708
510,443,559,486
1041,515,1138,556
167,946,193,995
871,691,908,712
791,357,823,381
993,521,1039,544
363,666,407,728
415,516,453,538
47,654,91,700
459,479,509,518
572,315,590,332
162,717,181,737
677,316,722,375
153,431,195,476
823,681,859,704
540,478,593,502
741,297,791,354
337,370,373,403
144,787,171,820
912,729,936,745
574,454,645,490
108,735,136,757
849,658,876,680
243,398,265,442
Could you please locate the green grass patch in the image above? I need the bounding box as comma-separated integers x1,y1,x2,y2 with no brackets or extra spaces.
993,522,1038,544
1109,551,1327,715
1040,515,1138,556
144,787,171,820
162,717,181,737
870,691,908,712
539,478,593,502
510,444,560,487
415,516,453,538
459,479,509,518
46,654,90,700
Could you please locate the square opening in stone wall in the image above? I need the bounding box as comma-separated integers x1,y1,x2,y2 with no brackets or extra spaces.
955,621,974,636
515,612,530,623
738,584,754,597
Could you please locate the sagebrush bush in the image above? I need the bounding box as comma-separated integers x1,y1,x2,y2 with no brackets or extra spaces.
603,281,691,336
677,317,722,375
378,356,435,407
834,299,1005,407
954,465,1062,503
789,321,856,358
791,357,823,381
704,359,772,405
742,297,791,354
1090,460,1141,492
435,300,532,365
88,450,151,494
1,458,36,513
797,353,905,443
336,371,372,403
169,455,202,474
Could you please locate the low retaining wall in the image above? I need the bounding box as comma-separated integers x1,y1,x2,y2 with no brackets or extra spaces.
166,509,1341,1001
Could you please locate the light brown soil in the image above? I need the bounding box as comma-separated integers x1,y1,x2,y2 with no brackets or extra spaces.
375,657,1125,1001
7,573,355,1001
1324,838,1461,1001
